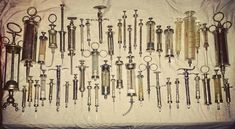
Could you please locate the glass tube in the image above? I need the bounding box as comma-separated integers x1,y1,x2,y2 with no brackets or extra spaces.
107,25,114,58
38,32,48,65
78,60,88,97
94,83,99,112
212,70,223,109
34,80,40,112
87,81,92,111
146,17,155,54
175,78,180,109
137,71,144,102
164,26,174,63
202,73,212,106
22,86,27,112
101,60,111,99
48,79,54,104
65,81,69,108
184,11,196,66
91,49,99,80
85,19,91,46
155,71,162,111
27,76,33,107
115,56,123,92
195,21,200,53
80,18,85,53
73,74,78,104
175,18,183,57
40,70,47,106
125,56,136,96
111,75,116,102
166,78,172,109
117,19,122,48
194,74,200,103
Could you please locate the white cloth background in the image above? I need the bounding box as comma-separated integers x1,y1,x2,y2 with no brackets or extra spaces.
1,0,235,128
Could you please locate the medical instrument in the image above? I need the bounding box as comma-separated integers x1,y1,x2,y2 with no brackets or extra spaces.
122,11,127,50
107,25,114,60
166,78,172,109
64,81,70,108
67,17,77,75
194,73,200,103
111,75,116,102
139,19,143,57
123,55,137,116
200,65,212,106
178,66,195,109
175,78,180,109
93,5,108,44
195,22,200,53
85,19,91,46
22,7,41,81
133,10,138,49
137,71,144,102
117,19,122,49
209,12,232,88
212,69,223,110
49,65,68,111
40,69,47,106
139,56,158,98
128,25,132,54
2,22,22,111
83,42,107,81
156,25,163,67
80,18,85,55
27,76,33,107
34,80,40,112
21,86,27,112
87,81,92,111
201,23,209,65
94,83,100,112
183,11,197,67
73,74,78,104
101,60,111,99
154,71,162,111
47,13,58,67
38,32,48,70
223,79,232,109
59,4,66,64
175,18,183,57
76,60,88,97
48,79,54,104
115,56,124,93
146,17,155,54
164,26,174,63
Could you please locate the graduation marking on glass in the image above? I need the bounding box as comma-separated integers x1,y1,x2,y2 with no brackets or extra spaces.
111,75,116,102
94,83,100,112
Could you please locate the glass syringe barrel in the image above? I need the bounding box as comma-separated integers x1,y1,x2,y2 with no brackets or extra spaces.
202,73,212,106
73,74,78,104
94,83,99,112
201,23,209,50
91,49,100,80
115,56,124,90
184,11,196,66
155,71,162,110
22,86,27,112
195,21,201,52
117,19,122,47
27,76,33,106
38,32,48,64
175,18,183,57
48,24,57,49
80,18,85,53
85,19,91,46
107,25,114,57
101,60,111,99
146,17,155,54
212,70,223,108
40,70,47,106
164,26,174,63
67,17,77,75
78,60,88,97
137,71,144,101
156,25,163,54
194,74,200,103
125,55,137,96
166,78,172,108
34,80,40,112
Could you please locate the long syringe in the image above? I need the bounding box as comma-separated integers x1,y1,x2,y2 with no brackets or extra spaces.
59,4,66,64
67,17,77,75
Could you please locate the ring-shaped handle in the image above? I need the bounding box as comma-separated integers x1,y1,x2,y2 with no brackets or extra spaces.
91,42,100,50
17,40,23,45
33,15,42,22
7,22,22,33
139,63,147,71
208,25,216,32
200,65,210,74
100,50,108,58
223,21,232,29
82,49,91,58
1,36,10,44
22,16,30,22
150,63,158,71
213,12,224,23
48,13,57,23
143,55,152,63
27,7,37,16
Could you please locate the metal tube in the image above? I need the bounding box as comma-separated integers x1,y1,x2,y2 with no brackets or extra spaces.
128,25,132,54
111,75,116,102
